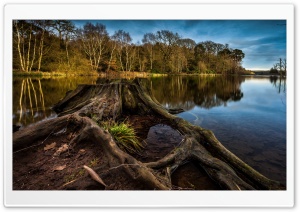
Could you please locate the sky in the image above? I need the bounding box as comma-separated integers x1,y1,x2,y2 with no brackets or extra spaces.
73,20,286,70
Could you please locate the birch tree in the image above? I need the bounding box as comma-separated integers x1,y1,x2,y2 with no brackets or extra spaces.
77,22,108,72
34,20,53,72
13,20,53,72
13,20,37,72
106,36,117,72
142,33,156,71
113,30,132,71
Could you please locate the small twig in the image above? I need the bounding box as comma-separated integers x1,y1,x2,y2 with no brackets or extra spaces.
107,163,143,172
59,178,82,189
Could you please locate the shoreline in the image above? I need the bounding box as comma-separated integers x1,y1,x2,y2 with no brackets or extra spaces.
12,70,260,77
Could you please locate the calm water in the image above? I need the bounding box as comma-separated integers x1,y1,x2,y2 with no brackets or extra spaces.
151,75,286,184
12,75,286,184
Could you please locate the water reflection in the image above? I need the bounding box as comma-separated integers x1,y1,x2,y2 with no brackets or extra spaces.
13,76,98,127
13,78,46,127
13,75,286,127
163,76,287,184
151,75,245,110
270,76,286,94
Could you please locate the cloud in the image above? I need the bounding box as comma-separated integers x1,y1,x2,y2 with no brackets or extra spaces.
230,35,286,48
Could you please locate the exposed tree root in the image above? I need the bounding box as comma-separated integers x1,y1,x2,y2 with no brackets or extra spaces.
13,79,284,190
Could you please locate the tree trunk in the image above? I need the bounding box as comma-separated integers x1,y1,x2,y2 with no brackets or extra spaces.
65,36,70,68
107,42,116,73
37,30,45,72
13,79,284,190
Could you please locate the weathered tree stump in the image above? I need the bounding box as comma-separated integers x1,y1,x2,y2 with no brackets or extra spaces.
13,79,284,190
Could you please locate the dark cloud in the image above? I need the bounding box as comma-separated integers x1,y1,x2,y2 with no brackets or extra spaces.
72,20,286,70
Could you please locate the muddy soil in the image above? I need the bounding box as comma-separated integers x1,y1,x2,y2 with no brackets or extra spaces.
13,114,220,190
13,123,107,190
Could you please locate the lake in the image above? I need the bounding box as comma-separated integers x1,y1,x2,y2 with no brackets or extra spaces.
12,75,286,185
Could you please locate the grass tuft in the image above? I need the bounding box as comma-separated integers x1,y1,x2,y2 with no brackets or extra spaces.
100,119,143,154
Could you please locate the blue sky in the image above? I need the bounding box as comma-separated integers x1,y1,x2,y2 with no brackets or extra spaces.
73,20,286,70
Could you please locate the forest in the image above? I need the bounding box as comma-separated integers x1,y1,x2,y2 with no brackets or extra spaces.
13,20,248,75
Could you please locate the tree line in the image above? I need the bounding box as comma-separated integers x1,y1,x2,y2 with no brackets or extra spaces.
13,20,246,74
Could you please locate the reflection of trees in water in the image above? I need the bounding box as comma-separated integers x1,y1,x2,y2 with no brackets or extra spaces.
13,75,245,126
269,76,286,94
151,76,196,110
13,76,98,127
151,76,245,110
14,78,46,126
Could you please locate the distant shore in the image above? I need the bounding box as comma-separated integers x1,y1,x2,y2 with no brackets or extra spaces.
251,70,286,76
12,70,259,77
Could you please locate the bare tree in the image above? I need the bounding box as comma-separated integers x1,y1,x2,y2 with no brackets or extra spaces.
77,22,108,72
113,30,132,71
52,20,69,47
136,43,147,72
34,20,53,72
53,20,75,67
52,20,76,67
142,33,156,71
106,36,117,72
13,20,37,72
282,59,287,73
13,20,52,72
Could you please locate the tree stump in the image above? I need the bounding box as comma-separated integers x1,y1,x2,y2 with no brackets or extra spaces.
13,79,284,190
